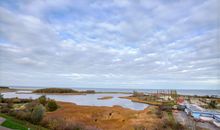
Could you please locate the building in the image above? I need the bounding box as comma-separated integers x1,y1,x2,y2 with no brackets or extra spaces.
176,96,185,105
185,104,204,120
199,112,214,122
213,115,220,128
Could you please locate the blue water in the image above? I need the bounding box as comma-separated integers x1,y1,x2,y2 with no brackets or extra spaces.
74,88,220,97
2,92,148,110
10,86,220,96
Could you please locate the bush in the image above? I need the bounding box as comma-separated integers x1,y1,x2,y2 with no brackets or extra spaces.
155,109,163,118
0,106,11,113
38,95,47,105
162,118,185,130
31,105,45,124
208,100,217,108
41,117,59,130
133,91,145,97
25,100,39,111
42,117,85,130
159,105,172,111
0,93,3,103
9,110,18,116
46,100,58,112
15,110,31,120
2,98,32,103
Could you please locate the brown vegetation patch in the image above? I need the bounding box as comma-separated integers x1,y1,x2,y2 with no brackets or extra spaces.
43,102,164,130
120,96,162,106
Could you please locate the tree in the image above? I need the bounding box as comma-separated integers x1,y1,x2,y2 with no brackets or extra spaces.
46,100,58,112
0,93,3,103
132,91,144,97
209,100,217,109
31,105,45,124
38,95,47,105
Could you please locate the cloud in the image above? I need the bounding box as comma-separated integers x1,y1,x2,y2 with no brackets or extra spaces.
0,0,219,89
15,57,45,66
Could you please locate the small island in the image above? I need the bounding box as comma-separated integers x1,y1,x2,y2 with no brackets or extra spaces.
97,96,113,100
0,86,16,93
33,88,95,94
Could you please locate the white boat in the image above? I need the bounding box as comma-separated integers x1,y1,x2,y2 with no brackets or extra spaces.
213,115,220,128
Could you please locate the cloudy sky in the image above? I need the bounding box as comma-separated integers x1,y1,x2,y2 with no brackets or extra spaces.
0,0,219,89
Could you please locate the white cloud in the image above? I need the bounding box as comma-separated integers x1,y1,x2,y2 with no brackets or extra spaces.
0,0,219,89
15,57,45,66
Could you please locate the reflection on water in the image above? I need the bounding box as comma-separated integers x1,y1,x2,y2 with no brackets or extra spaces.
2,92,148,110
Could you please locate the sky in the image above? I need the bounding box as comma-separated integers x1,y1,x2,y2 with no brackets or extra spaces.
0,0,219,90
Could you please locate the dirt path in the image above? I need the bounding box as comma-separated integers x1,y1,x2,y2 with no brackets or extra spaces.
0,126,11,130
0,117,6,124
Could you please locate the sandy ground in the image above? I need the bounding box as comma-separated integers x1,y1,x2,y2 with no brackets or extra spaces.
44,102,164,130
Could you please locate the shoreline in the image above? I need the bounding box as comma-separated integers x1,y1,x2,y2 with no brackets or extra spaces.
57,101,148,111
1,88,132,95
1,87,220,97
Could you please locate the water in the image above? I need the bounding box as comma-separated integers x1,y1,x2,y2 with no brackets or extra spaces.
74,88,220,96
2,92,148,110
11,86,220,97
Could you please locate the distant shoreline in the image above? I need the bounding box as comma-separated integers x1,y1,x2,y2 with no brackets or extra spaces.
1,86,220,97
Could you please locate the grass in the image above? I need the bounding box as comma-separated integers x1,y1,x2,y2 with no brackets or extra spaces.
0,113,48,130
167,111,174,121
2,119,27,130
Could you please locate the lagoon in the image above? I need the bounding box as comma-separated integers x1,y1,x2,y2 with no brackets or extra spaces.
2,92,149,110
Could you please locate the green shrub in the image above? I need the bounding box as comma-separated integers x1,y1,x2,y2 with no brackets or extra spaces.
31,105,45,124
38,95,47,105
2,98,32,103
46,100,58,112
25,101,39,111
208,100,217,108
